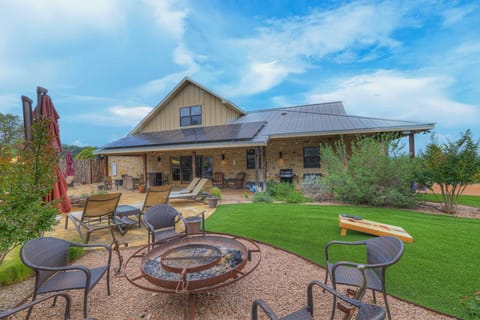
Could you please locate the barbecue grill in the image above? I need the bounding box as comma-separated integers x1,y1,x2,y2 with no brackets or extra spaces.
279,169,295,184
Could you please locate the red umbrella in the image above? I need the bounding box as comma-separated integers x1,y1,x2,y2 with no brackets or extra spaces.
64,150,75,177
33,89,72,213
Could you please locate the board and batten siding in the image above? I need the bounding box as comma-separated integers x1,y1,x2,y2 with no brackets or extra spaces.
141,83,241,133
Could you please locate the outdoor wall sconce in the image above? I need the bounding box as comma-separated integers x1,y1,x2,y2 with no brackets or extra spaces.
157,156,161,162
221,154,225,160
279,151,283,159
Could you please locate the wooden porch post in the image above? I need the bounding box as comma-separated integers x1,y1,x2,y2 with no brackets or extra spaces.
105,155,109,177
143,154,147,184
255,147,260,191
192,152,196,178
409,132,415,159
262,146,267,192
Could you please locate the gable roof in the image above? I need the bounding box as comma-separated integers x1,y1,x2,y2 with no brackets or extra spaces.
130,77,246,135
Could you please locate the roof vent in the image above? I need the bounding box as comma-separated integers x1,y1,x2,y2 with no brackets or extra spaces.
281,112,287,115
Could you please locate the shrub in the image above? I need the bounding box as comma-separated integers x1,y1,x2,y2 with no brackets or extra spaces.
253,192,273,203
266,179,279,197
322,134,418,208
286,190,307,203
302,175,330,201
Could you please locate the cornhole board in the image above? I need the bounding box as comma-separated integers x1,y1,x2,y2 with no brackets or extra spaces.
338,214,413,243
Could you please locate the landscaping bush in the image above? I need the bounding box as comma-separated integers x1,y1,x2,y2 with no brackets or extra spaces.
322,134,418,208
286,190,307,203
302,175,330,201
266,179,279,197
252,192,273,203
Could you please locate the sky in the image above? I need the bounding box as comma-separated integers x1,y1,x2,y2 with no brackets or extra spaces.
0,0,479,152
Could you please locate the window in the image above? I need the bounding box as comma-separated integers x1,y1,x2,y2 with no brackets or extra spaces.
180,105,202,127
246,149,261,169
304,146,320,168
196,156,213,179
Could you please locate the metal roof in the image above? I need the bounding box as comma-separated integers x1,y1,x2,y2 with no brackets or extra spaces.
102,121,266,149
231,102,435,141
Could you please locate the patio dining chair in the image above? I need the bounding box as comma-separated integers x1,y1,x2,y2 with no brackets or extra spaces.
20,237,111,320
324,236,404,320
212,172,225,188
65,193,121,243
252,272,386,320
142,204,185,250
226,172,246,189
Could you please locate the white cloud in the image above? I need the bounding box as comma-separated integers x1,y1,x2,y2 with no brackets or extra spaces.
307,70,480,128
144,0,188,39
76,105,152,127
441,4,478,27
135,72,187,98
225,1,413,96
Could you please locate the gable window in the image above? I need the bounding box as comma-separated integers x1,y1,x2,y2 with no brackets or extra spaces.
180,105,202,127
246,148,261,169
304,146,320,168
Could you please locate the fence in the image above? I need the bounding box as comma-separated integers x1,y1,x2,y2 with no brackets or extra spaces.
58,158,103,184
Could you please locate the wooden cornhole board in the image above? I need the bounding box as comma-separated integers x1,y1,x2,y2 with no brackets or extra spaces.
339,214,413,243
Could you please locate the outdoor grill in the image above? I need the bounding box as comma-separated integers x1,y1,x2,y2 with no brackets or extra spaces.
279,169,294,184
124,233,261,319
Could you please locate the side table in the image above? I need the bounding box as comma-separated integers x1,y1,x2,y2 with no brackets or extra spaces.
114,205,142,235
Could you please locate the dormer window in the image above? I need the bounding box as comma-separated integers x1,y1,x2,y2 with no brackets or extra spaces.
180,105,202,127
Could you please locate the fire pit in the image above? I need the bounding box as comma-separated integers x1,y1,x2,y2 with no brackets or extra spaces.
124,232,261,319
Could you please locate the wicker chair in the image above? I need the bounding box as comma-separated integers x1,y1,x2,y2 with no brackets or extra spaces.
226,172,246,189
0,292,72,320
142,204,185,250
65,193,121,243
252,277,386,320
324,236,404,320
20,237,111,320
212,172,225,188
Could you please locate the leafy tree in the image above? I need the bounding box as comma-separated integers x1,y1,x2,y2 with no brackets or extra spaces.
322,134,418,208
75,146,97,159
0,118,59,266
0,112,23,145
416,130,480,214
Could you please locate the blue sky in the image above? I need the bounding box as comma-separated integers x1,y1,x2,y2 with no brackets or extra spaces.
0,0,479,152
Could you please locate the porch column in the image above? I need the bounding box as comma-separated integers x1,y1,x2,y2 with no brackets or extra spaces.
262,146,267,191
409,132,415,159
104,155,109,177
143,154,147,184
192,152,196,178
255,147,260,191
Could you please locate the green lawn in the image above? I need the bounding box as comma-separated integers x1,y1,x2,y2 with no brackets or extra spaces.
206,203,480,319
418,193,480,208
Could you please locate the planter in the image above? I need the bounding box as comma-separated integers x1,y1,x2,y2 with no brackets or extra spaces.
207,197,219,208
138,184,146,193
184,216,202,234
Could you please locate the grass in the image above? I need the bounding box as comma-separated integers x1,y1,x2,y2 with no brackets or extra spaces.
418,193,480,208
206,203,480,319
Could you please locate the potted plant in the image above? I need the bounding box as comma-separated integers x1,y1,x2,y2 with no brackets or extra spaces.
207,187,222,208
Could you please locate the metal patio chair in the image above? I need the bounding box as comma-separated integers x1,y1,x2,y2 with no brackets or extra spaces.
20,237,111,320
252,272,386,320
324,236,404,320
65,193,121,243
212,172,225,188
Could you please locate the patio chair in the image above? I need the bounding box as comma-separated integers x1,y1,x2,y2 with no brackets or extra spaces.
142,204,185,250
0,292,72,320
252,276,386,320
324,236,404,320
212,172,225,188
169,178,208,201
65,193,121,243
20,237,111,319
142,185,172,215
103,176,113,190
66,175,75,188
226,172,246,189
170,177,200,195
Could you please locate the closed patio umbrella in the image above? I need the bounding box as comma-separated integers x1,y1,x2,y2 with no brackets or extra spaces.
33,87,72,213
64,150,75,177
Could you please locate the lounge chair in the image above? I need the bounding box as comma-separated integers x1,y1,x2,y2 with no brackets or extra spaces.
65,193,121,243
169,178,208,201
142,185,172,213
170,177,200,195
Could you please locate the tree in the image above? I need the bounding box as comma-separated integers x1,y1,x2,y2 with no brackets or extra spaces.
0,118,59,266
322,134,418,208
416,129,480,214
75,146,97,159
0,112,23,145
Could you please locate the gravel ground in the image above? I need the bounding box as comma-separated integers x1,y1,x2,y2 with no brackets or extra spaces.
1,243,456,320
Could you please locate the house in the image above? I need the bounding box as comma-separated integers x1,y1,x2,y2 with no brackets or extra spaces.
95,77,434,190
